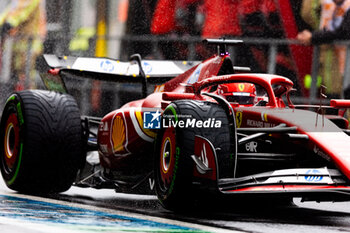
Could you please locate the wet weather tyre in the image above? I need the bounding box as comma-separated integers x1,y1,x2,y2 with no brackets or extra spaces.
0,90,84,193
154,100,231,210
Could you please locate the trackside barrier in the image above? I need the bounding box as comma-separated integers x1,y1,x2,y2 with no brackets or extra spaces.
1,34,350,115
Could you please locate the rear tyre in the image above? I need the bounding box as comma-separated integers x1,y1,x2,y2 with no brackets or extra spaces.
154,100,231,210
0,90,84,193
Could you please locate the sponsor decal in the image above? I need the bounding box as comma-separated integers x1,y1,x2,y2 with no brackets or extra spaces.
304,169,323,182
246,119,276,128
143,110,161,129
148,178,155,190
245,141,258,152
129,108,155,142
261,112,268,122
100,60,114,72
246,119,263,127
142,62,152,74
99,121,109,132
235,111,243,128
103,122,109,131
111,115,126,153
187,64,202,84
313,145,331,161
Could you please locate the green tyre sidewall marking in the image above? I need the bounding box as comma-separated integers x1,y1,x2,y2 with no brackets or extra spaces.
16,102,24,126
164,104,179,197
7,143,23,185
162,105,179,198
168,146,180,196
165,105,178,122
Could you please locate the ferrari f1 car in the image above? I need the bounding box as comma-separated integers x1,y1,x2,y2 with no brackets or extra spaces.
2,39,350,210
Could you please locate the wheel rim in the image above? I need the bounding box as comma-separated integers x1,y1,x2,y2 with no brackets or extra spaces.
3,113,20,172
159,127,176,190
5,124,15,158
161,138,172,173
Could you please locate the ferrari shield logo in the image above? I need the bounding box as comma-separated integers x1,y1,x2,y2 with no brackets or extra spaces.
236,111,243,128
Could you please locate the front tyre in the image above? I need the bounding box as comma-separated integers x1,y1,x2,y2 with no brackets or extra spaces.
154,100,231,210
0,90,84,193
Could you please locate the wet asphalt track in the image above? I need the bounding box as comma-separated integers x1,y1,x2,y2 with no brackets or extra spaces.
2,177,350,233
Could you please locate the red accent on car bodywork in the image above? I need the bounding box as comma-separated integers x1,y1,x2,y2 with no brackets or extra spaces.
97,109,154,169
234,106,350,180
330,99,350,109
162,93,198,101
48,68,60,75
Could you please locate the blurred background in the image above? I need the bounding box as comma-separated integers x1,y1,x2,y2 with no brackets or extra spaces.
1,0,350,116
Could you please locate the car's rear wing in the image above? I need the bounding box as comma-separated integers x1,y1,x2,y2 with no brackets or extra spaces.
37,54,200,95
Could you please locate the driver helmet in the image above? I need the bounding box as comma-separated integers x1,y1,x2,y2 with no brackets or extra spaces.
217,83,256,105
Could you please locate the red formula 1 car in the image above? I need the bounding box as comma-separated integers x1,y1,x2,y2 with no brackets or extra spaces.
1,39,350,210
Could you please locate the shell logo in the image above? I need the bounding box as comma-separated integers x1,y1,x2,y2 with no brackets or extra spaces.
112,115,126,153
238,83,245,91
